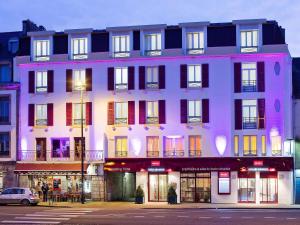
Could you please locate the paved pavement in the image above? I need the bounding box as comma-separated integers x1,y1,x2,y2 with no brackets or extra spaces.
1,206,300,224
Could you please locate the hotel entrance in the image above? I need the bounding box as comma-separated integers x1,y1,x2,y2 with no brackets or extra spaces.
180,172,211,203
238,172,256,203
149,174,168,202
260,172,278,203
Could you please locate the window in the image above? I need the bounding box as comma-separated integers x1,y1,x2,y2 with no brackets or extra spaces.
262,135,266,156
145,33,162,56
188,65,202,88
73,103,86,125
51,138,70,158
188,100,201,123
115,67,128,90
73,70,86,91
147,136,159,157
146,101,159,124
189,135,201,157
8,38,19,54
36,138,46,161
72,38,88,59
238,176,256,202
115,137,128,157
115,102,128,124
187,32,204,54
0,64,11,83
0,96,10,124
271,135,282,156
112,35,130,57
35,104,47,126
164,136,184,157
240,30,258,52
0,133,10,157
218,172,230,194
242,100,257,129
34,40,50,61
242,63,257,92
74,137,85,161
146,67,159,89
35,71,48,93
234,135,239,156
243,135,257,155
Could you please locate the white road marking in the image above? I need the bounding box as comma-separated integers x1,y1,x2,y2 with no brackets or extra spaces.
241,216,254,219
286,217,297,220
134,215,145,218
177,215,188,218
1,221,60,224
264,217,276,219
199,216,212,219
15,217,70,221
25,214,79,218
34,212,85,215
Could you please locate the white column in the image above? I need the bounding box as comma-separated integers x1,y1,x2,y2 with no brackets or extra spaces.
255,171,260,204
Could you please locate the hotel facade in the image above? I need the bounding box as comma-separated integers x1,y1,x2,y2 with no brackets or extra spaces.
14,19,294,204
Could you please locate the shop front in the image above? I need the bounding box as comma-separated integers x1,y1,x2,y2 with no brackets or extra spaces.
105,157,293,204
15,163,105,201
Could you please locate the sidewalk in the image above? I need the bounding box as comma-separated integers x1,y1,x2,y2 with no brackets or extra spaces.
38,201,300,209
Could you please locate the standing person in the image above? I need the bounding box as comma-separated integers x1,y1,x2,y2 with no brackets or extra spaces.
42,182,49,202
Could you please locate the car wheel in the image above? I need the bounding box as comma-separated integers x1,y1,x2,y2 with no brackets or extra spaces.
21,199,30,206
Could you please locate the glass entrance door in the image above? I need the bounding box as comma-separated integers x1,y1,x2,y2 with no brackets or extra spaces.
196,173,211,203
260,178,278,203
149,174,168,202
238,178,256,202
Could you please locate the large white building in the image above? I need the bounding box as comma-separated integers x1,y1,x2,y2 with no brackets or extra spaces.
14,19,294,204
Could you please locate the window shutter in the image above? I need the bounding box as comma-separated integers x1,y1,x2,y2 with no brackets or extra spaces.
202,99,209,123
159,65,165,89
202,64,209,88
139,66,145,90
234,63,241,93
28,104,35,126
47,70,54,93
180,64,187,88
107,67,114,91
257,62,265,92
28,71,35,93
158,100,166,124
66,69,72,92
86,68,92,91
128,101,135,125
258,98,265,129
139,101,146,124
66,103,72,126
47,103,53,126
86,102,92,125
234,99,242,130
180,99,187,123
128,66,135,90
107,102,114,125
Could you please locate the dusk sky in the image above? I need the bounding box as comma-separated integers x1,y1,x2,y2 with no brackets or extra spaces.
1,0,299,56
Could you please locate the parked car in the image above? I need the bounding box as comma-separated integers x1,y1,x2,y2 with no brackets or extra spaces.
0,187,40,206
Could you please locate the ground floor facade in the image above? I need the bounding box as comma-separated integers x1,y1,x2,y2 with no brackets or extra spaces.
104,157,294,204
0,161,17,191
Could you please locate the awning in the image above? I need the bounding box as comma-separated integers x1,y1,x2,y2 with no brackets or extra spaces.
15,163,88,173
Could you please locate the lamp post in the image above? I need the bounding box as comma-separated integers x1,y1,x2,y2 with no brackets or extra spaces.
79,81,85,204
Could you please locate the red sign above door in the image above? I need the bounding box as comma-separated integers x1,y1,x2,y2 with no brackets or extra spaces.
151,161,160,167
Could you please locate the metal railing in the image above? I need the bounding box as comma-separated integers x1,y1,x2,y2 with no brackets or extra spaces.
73,119,86,126
146,82,159,89
146,117,159,124
113,51,130,58
115,118,128,125
164,150,184,157
187,48,204,55
144,49,162,56
115,151,128,157
189,150,201,157
188,81,202,88
242,80,257,92
35,119,48,126
147,151,160,157
35,86,48,93
72,53,88,60
243,117,257,129
188,116,202,124
115,84,128,91
240,46,258,53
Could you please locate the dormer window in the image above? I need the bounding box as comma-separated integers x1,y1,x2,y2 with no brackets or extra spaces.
71,37,88,59
33,40,50,61
240,30,258,53
186,31,204,54
145,33,162,56
112,35,130,57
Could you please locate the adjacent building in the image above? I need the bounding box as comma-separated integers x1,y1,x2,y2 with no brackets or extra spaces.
14,19,294,204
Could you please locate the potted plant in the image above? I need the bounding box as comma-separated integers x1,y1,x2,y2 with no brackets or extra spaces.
135,185,144,204
167,185,177,204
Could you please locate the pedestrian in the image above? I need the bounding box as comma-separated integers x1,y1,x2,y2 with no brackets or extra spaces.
41,182,49,202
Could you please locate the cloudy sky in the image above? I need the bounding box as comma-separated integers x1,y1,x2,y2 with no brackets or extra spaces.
1,0,299,56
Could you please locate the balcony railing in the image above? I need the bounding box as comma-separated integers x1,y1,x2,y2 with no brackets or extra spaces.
187,48,204,55
115,118,128,125
115,83,128,91
271,150,282,156
146,82,159,89
18,150,104,162
72,53,88,60
113,51,130,58
189,150,201,157
35,119,48,126
35,86,48,93
164,150,184,157
115,151,128,157
73,119,86,126
146,117,159,124
33,55,50,61
147,151,160,157
188,81,202,88
188,116,202,124
242,80,257,92
240,46,258,53
144,49,162,56
243,117,257,129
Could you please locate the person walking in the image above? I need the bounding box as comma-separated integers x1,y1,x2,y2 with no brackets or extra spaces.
41,183,49,202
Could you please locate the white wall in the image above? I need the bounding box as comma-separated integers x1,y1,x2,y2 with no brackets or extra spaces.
278,171,293,204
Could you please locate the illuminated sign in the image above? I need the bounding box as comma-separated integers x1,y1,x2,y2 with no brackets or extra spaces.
219,171,230,178
151,161,161,167
253,160,263,166
148,167,165,172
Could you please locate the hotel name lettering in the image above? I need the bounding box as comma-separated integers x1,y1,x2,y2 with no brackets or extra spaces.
181,167,230,172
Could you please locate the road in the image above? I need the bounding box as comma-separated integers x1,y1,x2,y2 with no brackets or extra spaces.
0,206,300,224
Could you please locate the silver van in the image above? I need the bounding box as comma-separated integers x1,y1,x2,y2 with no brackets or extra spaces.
0,187,40,206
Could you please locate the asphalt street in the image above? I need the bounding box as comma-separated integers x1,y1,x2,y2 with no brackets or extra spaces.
0,206,300,224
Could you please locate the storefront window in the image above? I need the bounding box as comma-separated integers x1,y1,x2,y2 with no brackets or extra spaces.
51,138,70,158
149,174,168,202
238,172,256,202
218,172,230,194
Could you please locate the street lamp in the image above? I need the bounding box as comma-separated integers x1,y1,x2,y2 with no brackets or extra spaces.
78,81,85,204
